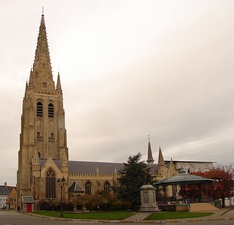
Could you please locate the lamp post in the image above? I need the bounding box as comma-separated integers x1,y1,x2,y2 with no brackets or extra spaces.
57,177,66,217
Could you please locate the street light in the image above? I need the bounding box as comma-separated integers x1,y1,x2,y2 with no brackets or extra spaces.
57,177,66,217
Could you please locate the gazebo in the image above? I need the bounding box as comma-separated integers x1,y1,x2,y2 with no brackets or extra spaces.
154,170,214,211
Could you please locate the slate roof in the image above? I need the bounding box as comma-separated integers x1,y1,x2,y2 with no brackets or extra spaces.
40,159,61,168
40,159,158,175
149,164,158,175
0,186,10,195
164,160,214,164
7,186,15,193
21,196,35,203
68,161,123,174
68,182,84,193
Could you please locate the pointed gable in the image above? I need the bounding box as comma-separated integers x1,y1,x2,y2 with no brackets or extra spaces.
40,157,62,177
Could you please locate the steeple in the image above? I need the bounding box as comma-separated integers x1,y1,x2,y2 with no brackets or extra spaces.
17,13,68,207
29,14,55,91
147,136,154,164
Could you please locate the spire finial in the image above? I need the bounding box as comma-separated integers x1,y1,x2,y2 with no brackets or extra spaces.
42,7,44,15
148,135,150,142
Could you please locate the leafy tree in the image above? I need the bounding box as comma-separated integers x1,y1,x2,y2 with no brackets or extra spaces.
179,165,234,207
115,152,154,210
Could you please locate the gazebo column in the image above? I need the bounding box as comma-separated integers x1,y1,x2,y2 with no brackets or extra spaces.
163,185,168,204
205,183,209,202
185,184,189,201
198,183,202,202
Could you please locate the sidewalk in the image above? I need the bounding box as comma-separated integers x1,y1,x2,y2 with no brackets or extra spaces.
124,208,234,223
124,212,152,222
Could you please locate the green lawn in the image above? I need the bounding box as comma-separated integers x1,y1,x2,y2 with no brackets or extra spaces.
33,211,135,220
147,212,213,220
33,211,213,220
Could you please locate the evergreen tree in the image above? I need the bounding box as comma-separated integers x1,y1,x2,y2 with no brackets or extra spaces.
115,152,154,209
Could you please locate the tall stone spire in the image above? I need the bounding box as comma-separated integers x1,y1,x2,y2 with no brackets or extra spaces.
147,136,154,164
29,14,55,91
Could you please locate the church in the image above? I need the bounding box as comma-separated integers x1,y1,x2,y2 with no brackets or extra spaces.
16,14,213,209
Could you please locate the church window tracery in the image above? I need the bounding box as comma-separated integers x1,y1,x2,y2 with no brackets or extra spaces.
104,182,111,192
85,181,92,195
46,169,56,199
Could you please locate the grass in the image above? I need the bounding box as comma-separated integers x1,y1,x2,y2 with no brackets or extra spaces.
33,210,213,220
33,211,135,220
147,212,213,220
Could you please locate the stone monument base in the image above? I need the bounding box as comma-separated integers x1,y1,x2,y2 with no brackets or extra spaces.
139,184,161,212
139,206,161,212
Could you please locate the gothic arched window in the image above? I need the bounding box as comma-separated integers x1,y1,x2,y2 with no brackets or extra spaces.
85,181,92,195
104,182,111,192
37,102,43,117
48,103,54,118
46,169,56,199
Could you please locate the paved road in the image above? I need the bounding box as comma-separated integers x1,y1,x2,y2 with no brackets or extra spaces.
174,221,234,225
1,210,234,225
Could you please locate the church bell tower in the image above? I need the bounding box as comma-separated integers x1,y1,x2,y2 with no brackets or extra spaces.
17,14,68,202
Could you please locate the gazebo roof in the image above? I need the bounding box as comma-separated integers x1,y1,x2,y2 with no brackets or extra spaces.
154,170,214,186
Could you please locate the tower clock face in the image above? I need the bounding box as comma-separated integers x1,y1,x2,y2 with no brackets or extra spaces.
41,80,50,87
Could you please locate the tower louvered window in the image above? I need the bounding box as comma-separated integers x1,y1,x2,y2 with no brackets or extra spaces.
46,169,56,199
37,102,43,117
48,103,54,117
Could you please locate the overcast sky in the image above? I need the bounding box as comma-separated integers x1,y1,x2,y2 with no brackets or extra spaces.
1,0,234,185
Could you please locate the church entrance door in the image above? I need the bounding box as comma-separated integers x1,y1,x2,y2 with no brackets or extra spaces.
26,204,32,213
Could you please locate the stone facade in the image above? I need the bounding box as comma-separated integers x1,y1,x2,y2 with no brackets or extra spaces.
16,14,213,208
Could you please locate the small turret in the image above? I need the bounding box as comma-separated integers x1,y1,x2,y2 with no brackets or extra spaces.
96,167,100,180
168,158,177,176
61,149,68,175
28,68,33,87
56,72,62,91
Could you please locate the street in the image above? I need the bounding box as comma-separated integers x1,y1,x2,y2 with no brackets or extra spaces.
1,210,234,225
